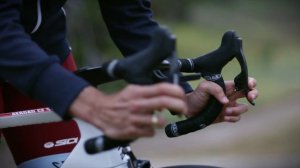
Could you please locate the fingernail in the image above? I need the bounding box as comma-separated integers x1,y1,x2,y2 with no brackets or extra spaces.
222,97,229,104
224,116,231,121
226,108,232,114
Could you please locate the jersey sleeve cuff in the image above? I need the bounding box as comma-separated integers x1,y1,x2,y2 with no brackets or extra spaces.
32,63,90,117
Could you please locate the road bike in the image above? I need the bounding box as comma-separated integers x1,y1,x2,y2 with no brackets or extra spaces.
0,27,253,168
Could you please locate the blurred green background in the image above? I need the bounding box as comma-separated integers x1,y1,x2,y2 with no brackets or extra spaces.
64,1,300,167
1,1,299,168
65,0,300,104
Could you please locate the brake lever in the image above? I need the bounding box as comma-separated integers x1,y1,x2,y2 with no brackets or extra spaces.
182,31,253,104
234,42,255,105
165,30,254,137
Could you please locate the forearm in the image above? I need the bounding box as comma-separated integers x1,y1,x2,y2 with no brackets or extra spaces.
98,0,193,92
0,1,89,116
98,0,159,56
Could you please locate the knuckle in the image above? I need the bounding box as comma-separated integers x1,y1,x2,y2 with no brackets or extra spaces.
213,84,224,95
200,81,224,97
156,83,171,93
129,101,140,113
126,127,137,137
104,129,118,139
112,117,123,125
199,81,210,90
124,85,133,92
126,85,141,93
158,97,170,107
238,104,249,113
129,116,139,125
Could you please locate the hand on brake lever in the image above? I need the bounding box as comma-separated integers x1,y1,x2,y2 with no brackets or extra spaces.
215,77,258,123
185,77,258,123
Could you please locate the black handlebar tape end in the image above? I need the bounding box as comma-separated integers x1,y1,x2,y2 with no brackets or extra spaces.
102,136,131,151
165,123,179,137
165,98,222,138
85,136,103,154
165,118,209,138
85,136,132,155
165,77,225,138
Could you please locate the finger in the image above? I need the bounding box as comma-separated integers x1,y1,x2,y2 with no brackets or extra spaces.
129,96,187,115
224,80,235,95
199,81,229,104
224,116,241,123
225,77,257,96
90,114,110,131
228,86,258,102
133,126,156,138
248,77,257,89
247,89,259,101
124,83,185,100
224,104,249,116
130,113,166,128
126,117,164,138
228,91,245,101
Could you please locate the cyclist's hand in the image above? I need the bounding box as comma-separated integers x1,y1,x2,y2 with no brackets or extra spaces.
69,83,187,140
185,77,258,123
214,77,258,123
185,80,229,118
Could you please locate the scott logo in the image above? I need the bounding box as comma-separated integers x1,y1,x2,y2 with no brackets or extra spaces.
44,137,79,149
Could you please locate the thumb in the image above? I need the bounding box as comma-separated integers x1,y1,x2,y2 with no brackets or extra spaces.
203,81,229,104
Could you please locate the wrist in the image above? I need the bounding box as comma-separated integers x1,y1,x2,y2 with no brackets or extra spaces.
68,86,105,122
